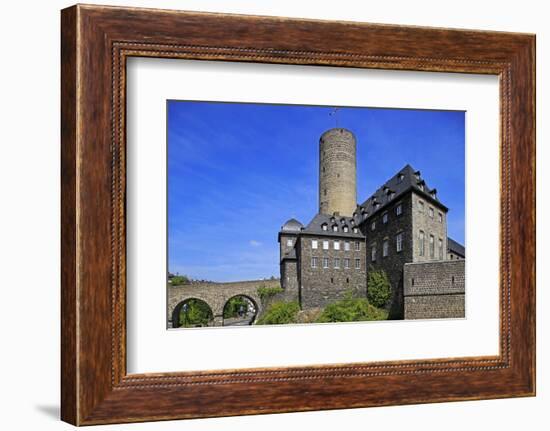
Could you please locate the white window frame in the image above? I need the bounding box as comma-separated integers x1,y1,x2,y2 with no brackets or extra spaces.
323,240,329,250
382,240,389,257
355,258,361,269
323,257,329,269
343,226,349,233
334,258,340,269
382,212,388,224
371,221,376,231
311,240,318,249
344,258,350,269
334,240,340,250
287,238,293,247
311,257,317,268
355,241,360,251
322,224,328,231
371,245,377,262
429,234,435,258
396,232,403,252
419,230,425,256
344,241,350,251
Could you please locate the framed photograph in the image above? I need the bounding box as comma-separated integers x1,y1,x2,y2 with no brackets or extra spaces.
61,4,535,425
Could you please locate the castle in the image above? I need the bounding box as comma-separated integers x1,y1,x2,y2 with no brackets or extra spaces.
278,128,465,320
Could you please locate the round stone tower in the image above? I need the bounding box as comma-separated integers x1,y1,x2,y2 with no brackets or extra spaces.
319,128,357,217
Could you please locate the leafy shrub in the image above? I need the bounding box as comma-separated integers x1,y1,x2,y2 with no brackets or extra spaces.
257,285,284,308
316,291,388,323
256,301,300,325
171,275,190,286
178,299,213,327
367,268,392,308
223,296,249,318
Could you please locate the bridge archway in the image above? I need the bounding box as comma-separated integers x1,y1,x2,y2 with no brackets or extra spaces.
172,298,214,328
222,295,259,326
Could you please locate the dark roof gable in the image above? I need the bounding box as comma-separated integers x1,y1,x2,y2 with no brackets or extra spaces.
447,237,465,257
357,164,447,220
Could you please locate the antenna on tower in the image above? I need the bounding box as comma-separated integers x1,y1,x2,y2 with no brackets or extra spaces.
329,107,340,128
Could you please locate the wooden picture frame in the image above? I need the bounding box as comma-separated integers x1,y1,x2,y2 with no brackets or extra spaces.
61,4,535,425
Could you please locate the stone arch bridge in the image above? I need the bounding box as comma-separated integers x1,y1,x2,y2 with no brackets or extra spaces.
168,279,280,328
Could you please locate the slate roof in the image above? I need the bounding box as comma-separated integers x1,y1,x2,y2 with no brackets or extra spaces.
447,237,465,258
357,164,447,221
301,213,364,238
281,218,304,232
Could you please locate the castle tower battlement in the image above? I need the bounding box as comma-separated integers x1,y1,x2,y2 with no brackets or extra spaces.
319,128,357,217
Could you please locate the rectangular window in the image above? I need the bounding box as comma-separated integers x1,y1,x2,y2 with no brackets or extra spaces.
323,257,329,269
323,240,329,250
355,241,360,251
287,239,293,246
396,203,402,216
311,257,317,268
418,200,424,212
344,258,350,269
382,240,389,257
382,212,388,224
396,232,403,252
334,240,340,250
419,230,425,256
334,258,340,269
438,212,443,223
311,240,318,249
429,207,434,218
344,241,350,251
355,258,361,269
371,221,376,231
371,245,377,262
429,234,435,258
438,238,443,260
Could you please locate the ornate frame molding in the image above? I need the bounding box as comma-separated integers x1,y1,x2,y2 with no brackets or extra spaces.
61,5,535,425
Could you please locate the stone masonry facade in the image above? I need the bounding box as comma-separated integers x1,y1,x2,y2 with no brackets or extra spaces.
403,260,465,319
278,127,465,320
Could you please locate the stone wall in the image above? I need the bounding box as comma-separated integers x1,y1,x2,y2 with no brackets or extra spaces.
298,234,366,309
280,259,300,302
403,260,465,319
361,193,413,319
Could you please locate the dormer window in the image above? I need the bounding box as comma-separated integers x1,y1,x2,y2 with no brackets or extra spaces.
414,170,421,180
332,224,338,232
398,173,404,183
321,223,328,231
343,225,349,233
353,227,359,234
350,219,355,226
431,189,437,199
330,217,335,223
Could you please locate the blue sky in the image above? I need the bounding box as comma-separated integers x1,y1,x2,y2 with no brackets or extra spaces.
168,101,465,282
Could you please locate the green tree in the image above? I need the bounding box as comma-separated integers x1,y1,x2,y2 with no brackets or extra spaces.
256,301,300,325
367,268,392,308
178,299,213,327
223,296,249,318
316,290,388,323
171,275,190,286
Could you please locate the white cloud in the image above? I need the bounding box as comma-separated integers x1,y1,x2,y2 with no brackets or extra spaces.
249,240,261,247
